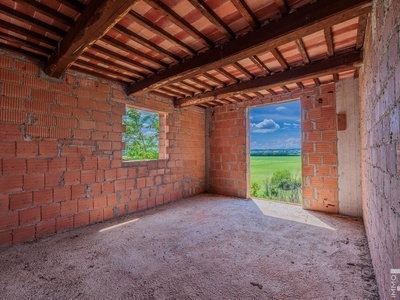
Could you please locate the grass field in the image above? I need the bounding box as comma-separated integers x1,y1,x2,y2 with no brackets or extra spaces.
250,156,301,183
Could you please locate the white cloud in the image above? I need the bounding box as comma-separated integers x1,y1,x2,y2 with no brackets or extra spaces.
283,122,291,126
253,137,301,149
276,106,287,111
250,119,280,133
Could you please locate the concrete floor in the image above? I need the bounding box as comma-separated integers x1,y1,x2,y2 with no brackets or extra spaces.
0,194,379,299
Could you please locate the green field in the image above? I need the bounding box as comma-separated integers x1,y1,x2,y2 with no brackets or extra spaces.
250,156,301,183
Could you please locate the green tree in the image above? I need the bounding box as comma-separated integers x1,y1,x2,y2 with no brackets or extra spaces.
122,108,159,160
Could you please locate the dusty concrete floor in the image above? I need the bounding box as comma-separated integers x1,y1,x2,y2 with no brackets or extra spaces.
0,194,378,299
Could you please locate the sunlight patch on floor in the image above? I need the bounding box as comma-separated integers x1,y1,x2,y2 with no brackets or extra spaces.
99,218,140,232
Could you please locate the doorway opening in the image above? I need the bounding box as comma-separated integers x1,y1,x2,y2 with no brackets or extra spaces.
249,100,302,203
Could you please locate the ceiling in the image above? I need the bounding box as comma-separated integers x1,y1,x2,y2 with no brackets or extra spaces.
0,0,371,108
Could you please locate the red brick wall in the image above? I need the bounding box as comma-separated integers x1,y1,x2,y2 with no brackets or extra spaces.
207,86,339,213
359,1,400,298
0,50,205,246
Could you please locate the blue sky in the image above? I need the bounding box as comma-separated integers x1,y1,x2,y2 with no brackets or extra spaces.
249,100,301,149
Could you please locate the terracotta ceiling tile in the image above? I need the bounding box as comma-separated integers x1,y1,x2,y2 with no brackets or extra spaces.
319,74,334,83
286,83,299,90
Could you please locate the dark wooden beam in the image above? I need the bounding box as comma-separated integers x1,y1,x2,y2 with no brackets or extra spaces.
101,35,168,69
217,67,239,83
127,0,371,96
127,11,196,56
74,59,138,81
233,62,254,79
267,89,277,95
250,55,271,75
0,20,57,47
0,3,65,36
180,80,205,93
230,0,260,29
324,27,335,57
296,82,305,89
144,0,214,48
313,78,321,86
57,0,85,12
295,38,310,64
333,73,340,82
187,0,235,39
355,14,368,50
13,0,75,26
275,0,290,16
270,48,289,69
91,44,155,74
45,0,139,77
0,32,51,55
281,85,290,93
0,41,47,60
112,25,181,63
175,50,362,107
190,77,215,91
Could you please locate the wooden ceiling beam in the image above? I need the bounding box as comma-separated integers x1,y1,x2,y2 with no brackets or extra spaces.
144,0,214,48
127,0,372,96
44,0,139,77
295,38,310,64
190,77,215,91
0,41,47,60
127,11,196,56
324,27,335,57
355,14,368,50
217,67,240,83
70,65,130,83
0,3,65,36
113,25,182,63
101,35,168,69
233,62,255,79
202,73,227,87
250,55,271,75
270,48,289,69
57,0,85,12
0,32,51,54
180,80,205,93
175,50,362,107
187,0,235,39
91,44,155,74
313,78,321,86
275,0,290,16
230,0,260,29
74,59,138,81
12,0,75,26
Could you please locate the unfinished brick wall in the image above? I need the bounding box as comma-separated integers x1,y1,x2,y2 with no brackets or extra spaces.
207,85,339,213
0,50,205,246
359,0,400,298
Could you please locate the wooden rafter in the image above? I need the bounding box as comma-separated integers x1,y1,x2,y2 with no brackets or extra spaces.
295,38,310,64
333,73,340,82
175,50,362,107
296,82,305,89
356,14,368,49
0,32,51,54
101,35,168,69
144,0,214,48
70,65,130,83
217,67,239,83
127,0,372,96
0,41,47,60
202,73,227,87
281,85,290,93
190,77,215,90
230,0,260,29
267,89,277,95
187,0,235,39
0,3,65,37
275,0,290,16
0,20,57,47
180,80,205,93
313,78,321,86
57,0,85,12
324,27,335,57
12,0,75,26
250,55,271,74
45,0,140,77
127,11,196,56
112,25,181,63
270,48,289,69
91,44,155,74
74,59,138,81
233,62,254,79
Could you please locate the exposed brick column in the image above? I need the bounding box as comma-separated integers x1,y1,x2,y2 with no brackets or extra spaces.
301,83,339,213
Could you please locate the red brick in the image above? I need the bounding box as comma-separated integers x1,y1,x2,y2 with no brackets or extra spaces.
104,169,117,181
323,154,337,165
321,106,336,118
102,182,114,194
0,123,21,140
78,198,93,212
33,189,53,205
324,177,338,189
36,219,56,238
310,177,324,188
316,165,331,176
83,157,97,170
56,216,73,232
308,131,321,142
3,83,30,98
9,192,32,210
74,212,89,228
315,142,330,153
58,118,77,129
322,130,337,141
67,157,82,170
42,203,60,220
97,141,111,150
19,207,41,225
98,157,110,169
48,157,66,172
0,142,16,157
103,207,114,220
0,194,9,212
56,95,77,107
71,185,86,199
49,127,71,139
81,170,96,184
93,195,107,209
53,186,71,202
3,158,26,174
1,96,24,110
0,211,18,230
45,172,63,188
0,175,23,193
27,158,48,173
31,89,54,102
0,110,26,123
12,225,35,244
61,200,77,216
25,100,48,113
64,171,80,185
24,76,48,89
24,173,45,191
114,180,126,192
0,230,13,247
89,209,103,224
79,120,95,130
